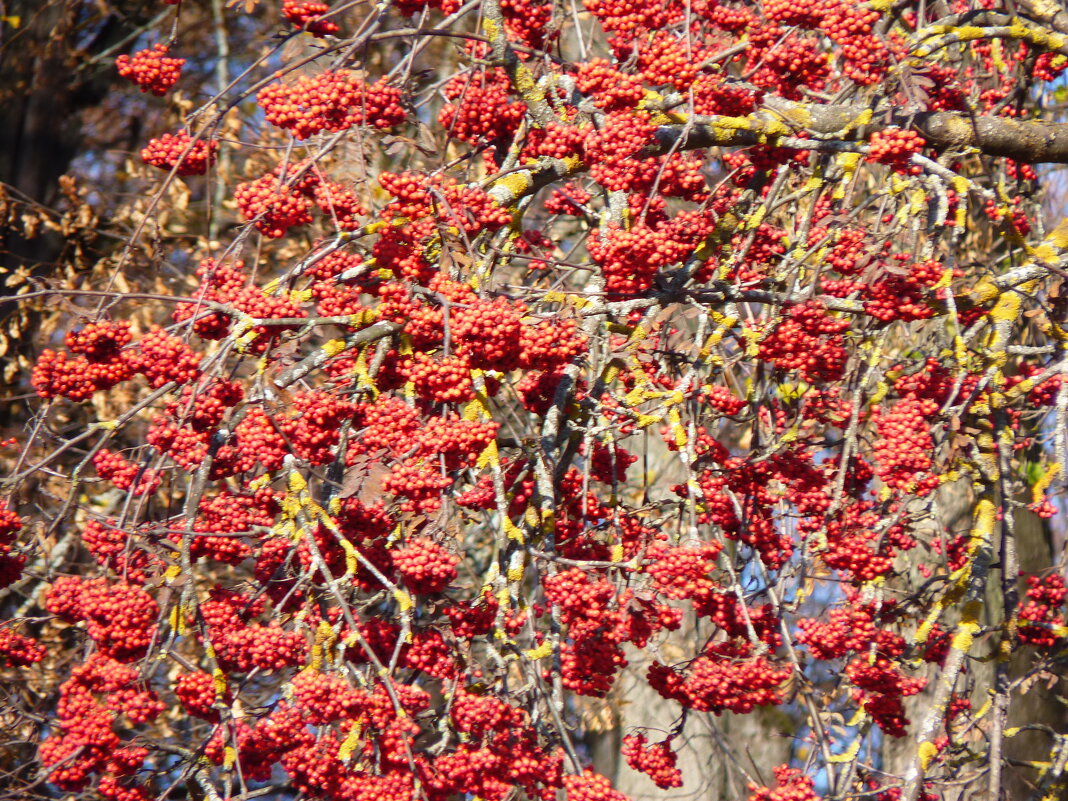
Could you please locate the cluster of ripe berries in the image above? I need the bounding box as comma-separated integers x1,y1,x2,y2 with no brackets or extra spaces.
93,449,162,496
235,162,366,238
257,71,404,140
0,500,26,591
282,0,339,36
393,539,459,594
747,765,822,801
46,576,159,661
621,734,683,788
867,128,927,173
140,130,218,176
39,654,161,797
116,44,184,96
756,301,851,383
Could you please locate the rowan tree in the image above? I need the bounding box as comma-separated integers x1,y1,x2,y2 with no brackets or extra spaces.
2,0,1068,800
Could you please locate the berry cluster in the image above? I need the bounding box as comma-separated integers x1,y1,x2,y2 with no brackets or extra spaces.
1019,574,1067,648
82,520,158,583
0,500,26,590
847,656,927,736
47,576,159,661
0,626,45,666
128,327,202,388
648,643,790,714
277,390,356,465
33,321,136,401
393,539,459,594
585,111,658,193
622,733,683,788
116,44,184,96
872,397,941,493
234,174,314,238
438,68,526,146
564,769,631,801
867,129,926,173
643,541,722,601
748,765,821,801
258,72,404,140
756,301,850,383
93,449,161,496
865,260,947,322
235,163,367,238
40,654,160,794
199,589,306,673
588,217,709,295
141,130,218,176
282,0,339,35
174,670,229,721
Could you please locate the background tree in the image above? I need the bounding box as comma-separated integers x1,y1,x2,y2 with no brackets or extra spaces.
2,1,1068,800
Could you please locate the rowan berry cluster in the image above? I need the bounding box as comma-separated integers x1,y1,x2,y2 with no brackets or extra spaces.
1019,574,1068,648
748,30,829,100
258,72,404,140
1035,53,1068,82
576,59,646,111
277,391,356,465
585,0,675,34
184,489,275,564
648,643,790,714
174,670,228,721
115,44,184,96
393,539,459,594
235,163,368,238
46,576,159,661
234,175,314,238
622,734,683,788
686,454,800,570
313,180,366,230
140,130,218,175
564,769,632,801
0,500,26,590
542,565,683,697
847,656,927,736
438,68,526,145
93,449,162,495
282,0,339,35
444,592,499,638
40,654,160,794
290,669,363,723
872,397,941,493
808,502,900,582
402,351,474,402
643,541,722,600
585,111,659,193
757,302,850,383
498,0,554,47
382,458,455,514
867,129,926,173
172,259,244,337
198,590,306,673
233,406,290,473
32,321,136,401
129,326,202,388
588,218,703,295
82,520,157,583
748,765,821,801
865,260,948,322
0,626,45,666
